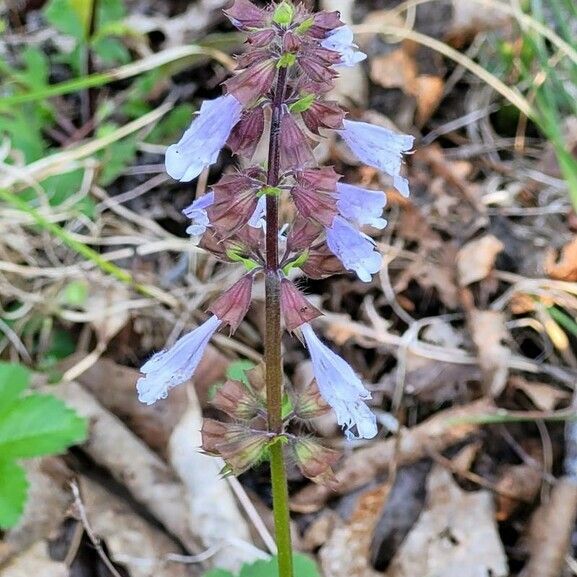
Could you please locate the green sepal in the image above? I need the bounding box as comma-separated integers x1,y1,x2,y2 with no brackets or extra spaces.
295,17,314,35
258,186,282,198
289,93,315,114
272,1,294,26
282,250,309,275
277,52,297,69
225,249,260,272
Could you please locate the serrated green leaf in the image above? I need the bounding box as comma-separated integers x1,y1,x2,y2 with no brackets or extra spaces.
0,460,28,529
0,394,87,459
0,363,30,416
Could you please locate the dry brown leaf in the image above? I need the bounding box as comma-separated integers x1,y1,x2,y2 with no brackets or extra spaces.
80,478,190,577
1,459,72,566
468,310,511,396
1,542,68,577
524,477,577,577
370,49,418,90
412,75,445,125
168,395,258,572
35,379,203,554
457,235,504,286
510,376,570,411
545,236,577,281
320,484,389,577
494,465,541,522
385,465,508,577
291,399,495,513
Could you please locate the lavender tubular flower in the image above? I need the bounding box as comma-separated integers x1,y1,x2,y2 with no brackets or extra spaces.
339,119,414,196
301,323,377,440
165,94,243,182
321,25,367,67
336,182,387,229
137,315,221,405
326,216,382,282
183,192,214,236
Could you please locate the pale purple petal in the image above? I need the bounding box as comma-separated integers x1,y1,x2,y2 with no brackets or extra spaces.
137,315,221,405
165,95,243,182
301,323,377,440
336,182,387,229
183,192,214,236
326,216,381,282
339,119,413,196
321,25,367,67
248,195,266,229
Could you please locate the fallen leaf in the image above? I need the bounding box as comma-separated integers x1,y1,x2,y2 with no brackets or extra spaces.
495,465,541,522
457,235,504,286
320,484,389,577
510,376,570,411
468,310,511,396
370,49,418,90
385,465,508,577
168,392,259,572
1,542,68,577
545,236,577,281
412,75,445,125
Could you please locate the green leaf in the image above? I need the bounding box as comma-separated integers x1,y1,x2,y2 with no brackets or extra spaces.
226,360,255,385
239,554,320,577
44,0,85,41
0,460,28,529
0,363,30,415
202,571,234,577
0,394,87,459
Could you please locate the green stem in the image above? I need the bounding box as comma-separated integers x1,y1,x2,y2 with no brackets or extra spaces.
264,64,293,577
269,441,293,576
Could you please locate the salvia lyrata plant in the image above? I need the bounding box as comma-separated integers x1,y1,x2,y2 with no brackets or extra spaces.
136,1,413,575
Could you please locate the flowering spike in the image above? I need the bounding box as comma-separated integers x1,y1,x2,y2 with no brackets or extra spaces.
340,119,414,196
336,182,387,229
137,315,221,405
290,437,340,486
326,217,382,282
280,278,322,332
201,419,270,476
165,95,243,182
209,274,254,331
301,323,377,440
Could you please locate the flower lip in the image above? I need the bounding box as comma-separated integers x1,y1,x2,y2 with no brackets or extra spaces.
336,182,387,229
321,25,367,67
339,119,414,196
326,216,382,282
165,94,243,183
301,322,377,440
137,315,221,405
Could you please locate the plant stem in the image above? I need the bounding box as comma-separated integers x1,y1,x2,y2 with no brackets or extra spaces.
264,65,293,577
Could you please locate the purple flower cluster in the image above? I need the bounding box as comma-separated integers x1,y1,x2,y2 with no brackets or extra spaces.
137,0,413,442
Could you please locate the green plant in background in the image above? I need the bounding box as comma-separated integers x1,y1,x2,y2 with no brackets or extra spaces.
0,362,87,528
495,0,577,209
203,554,321,577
